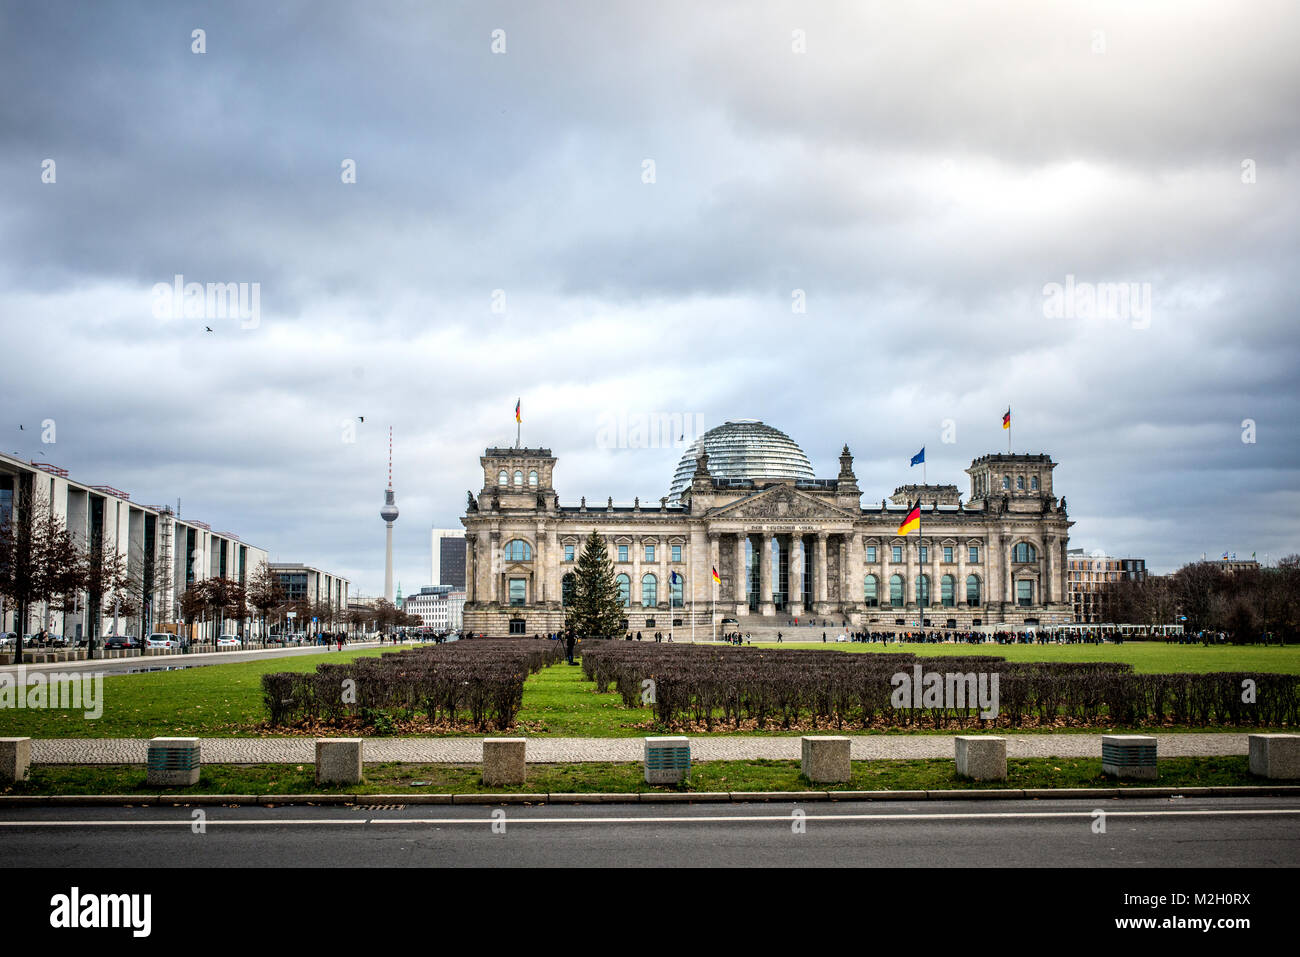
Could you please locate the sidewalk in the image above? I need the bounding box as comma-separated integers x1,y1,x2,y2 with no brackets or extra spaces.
30,733,1251,765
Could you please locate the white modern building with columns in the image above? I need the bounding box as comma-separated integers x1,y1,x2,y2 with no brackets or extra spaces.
460,420,1074,636
0,451,268,641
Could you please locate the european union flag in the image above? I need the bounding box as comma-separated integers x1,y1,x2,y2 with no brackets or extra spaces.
910,447,925,467
670,571,682,585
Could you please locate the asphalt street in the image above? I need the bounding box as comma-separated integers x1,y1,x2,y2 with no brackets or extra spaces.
1,797,1297,867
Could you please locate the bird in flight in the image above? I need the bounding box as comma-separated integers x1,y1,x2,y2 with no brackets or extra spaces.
204,326,213,332
358,416,365,423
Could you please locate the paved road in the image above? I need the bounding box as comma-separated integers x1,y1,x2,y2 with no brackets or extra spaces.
1,796,1296,867
1,641,388,677
30,732,1254,764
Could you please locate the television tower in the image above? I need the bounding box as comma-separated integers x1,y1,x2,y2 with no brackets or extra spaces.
380,426,399,604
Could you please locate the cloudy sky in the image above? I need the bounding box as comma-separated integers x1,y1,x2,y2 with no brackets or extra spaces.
1,0,1297,589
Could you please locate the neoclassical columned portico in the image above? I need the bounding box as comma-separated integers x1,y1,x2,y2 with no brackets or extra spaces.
709,522,855,619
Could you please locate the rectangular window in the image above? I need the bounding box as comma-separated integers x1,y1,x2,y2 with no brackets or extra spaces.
1017,580,1033,607
892,545,902,563
969,546,979,563
866,545,877,563
919,546,928,564
943,546,953,563
509,579,526,606
618,545,628,563
645,544,655,563
672,545,681,562
564,544,575,562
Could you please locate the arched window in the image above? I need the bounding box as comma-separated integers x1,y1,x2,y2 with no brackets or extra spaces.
529,469,538,487
916,574,930,607
1017,475,1025,490
941,574,955,607
498,470,508,486
671,575,684,608
1012,542,1037,563
642,573,657,608
503,539,532,561
616,573,631,608
864,574,879,607
561,573,576,607
890,574,904,607
966,575,981,607
1031,475,1039,490
513,470,523,487
1002,475,1010,490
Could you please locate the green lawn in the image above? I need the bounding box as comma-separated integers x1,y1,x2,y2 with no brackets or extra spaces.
3,756,1286,797
0,647,399,739
750,640,1300,674
2,641,1297,739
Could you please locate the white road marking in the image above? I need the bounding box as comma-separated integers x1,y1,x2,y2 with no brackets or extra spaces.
1,808,1298,827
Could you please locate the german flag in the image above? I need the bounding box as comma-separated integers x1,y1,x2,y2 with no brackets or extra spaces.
1002,407,1011,430
896,500,921,536
711,566,721,584
515,398,521,424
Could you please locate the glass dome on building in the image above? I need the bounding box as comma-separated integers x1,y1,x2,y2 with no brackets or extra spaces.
668,420,815,502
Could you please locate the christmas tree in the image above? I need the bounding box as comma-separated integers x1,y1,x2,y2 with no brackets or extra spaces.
566,529,623,639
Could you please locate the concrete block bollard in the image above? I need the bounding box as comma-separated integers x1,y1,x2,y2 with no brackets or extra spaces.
955,736,1007,781
801,736,852,783
146,737,201,786
1248,734,1300,779
482,738,527,786
644,736,691,785
0,737,32,784
1102,734,1158,780
315,738,364,785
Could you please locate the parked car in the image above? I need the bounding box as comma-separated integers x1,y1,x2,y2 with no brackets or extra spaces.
216,637,241,648
103,635,142,650
145,633,181,650
45,634,70,648
0,632,16,648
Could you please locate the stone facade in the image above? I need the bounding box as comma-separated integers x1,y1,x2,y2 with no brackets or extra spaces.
462,437,1073,637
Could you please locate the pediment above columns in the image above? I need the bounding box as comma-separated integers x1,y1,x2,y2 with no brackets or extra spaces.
708,484,857,525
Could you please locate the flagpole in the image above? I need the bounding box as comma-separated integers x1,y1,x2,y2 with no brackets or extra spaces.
516,397,521,449
711,578,716,643
690,534,695,644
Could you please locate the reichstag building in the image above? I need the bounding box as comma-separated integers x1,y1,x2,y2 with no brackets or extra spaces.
461,420,1073,636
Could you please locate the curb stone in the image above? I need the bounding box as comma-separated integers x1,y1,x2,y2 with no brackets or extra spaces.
0,785,1297,808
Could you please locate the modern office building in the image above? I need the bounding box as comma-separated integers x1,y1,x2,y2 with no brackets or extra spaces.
460,419,1075,636
268,562,351,614
401,584,466,631
431,528,467,588
1066,548,1148,623
0,451,267,641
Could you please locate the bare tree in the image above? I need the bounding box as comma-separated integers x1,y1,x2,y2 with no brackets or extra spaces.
0,488,83,663
246,560,284,640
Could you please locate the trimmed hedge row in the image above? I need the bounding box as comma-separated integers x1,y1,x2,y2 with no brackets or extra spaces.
262,639,563,730
578,643,1295,730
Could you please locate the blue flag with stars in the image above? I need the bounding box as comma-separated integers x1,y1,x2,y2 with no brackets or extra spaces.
910,447,925,467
